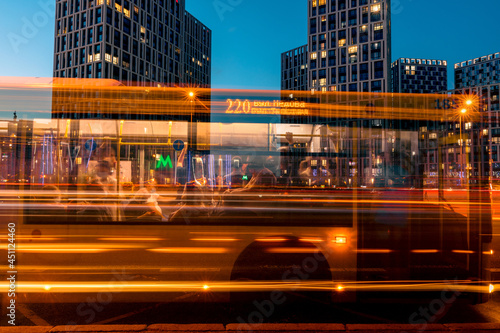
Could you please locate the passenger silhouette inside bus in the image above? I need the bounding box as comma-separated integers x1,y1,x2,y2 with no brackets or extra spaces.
125,179,164,221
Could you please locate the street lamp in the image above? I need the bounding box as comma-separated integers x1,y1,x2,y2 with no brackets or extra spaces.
459,107,467,186
457,98,474,186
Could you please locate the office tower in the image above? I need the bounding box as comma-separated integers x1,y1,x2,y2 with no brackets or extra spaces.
455,52,500,89
281,45,308,91
391,58,448,94
307,0,391,93
53,0,211,87
183,11,211,87
451,52,500,185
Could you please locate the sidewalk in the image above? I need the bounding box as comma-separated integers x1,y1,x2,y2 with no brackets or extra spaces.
2,323,500,333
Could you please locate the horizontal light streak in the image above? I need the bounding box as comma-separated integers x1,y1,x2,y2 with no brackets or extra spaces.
0,280,493,294
299,237,324,243
190,238,240,242
452,250,475,254
355,249,393,254
0,265,219,272
0,243,147,253
265,247,320,254
255,237,288,242
0,236,62,241
190,232,293,236
147,247,229,254
411,249,439,254
15,249,115,253
98,237,165,241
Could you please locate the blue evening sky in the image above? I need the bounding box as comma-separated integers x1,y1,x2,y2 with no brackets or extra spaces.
0,0,499,90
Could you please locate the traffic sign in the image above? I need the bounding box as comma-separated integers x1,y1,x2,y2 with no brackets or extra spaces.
173,140,185,151
85,139,97,152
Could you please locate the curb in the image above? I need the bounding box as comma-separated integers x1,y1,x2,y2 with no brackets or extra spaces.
1,323,500,332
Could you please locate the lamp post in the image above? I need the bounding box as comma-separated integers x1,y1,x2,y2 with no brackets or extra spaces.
458,99,474,187
460,107,467,186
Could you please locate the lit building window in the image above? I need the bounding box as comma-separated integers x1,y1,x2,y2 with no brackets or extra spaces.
311,53,317,60
321,51,327,58
404,66,416,75
371,4,381,12
338,39,346,47
124,8,130,18
374,23,383,30
348,46,358,54
105,53,111,62
115,3,122,12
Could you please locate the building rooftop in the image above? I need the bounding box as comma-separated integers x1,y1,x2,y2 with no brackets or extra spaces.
454,52,500,69
392,58,447,68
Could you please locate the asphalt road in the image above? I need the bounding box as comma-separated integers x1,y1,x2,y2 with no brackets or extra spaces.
3,292,500,327
2,194,500,327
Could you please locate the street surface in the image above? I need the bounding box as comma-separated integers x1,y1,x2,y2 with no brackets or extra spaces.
1,190,500,327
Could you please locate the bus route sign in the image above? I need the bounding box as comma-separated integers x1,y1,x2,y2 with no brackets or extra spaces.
173,140,185,151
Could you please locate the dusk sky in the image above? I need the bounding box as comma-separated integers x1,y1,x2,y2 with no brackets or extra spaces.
0,0,499,90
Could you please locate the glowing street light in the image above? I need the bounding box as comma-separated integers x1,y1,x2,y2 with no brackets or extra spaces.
459,107,468,185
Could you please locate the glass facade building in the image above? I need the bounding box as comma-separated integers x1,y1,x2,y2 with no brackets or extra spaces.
391,58,447,94
53,0,211,87
455,52,500,90
307,0,391,93
281,45,308,91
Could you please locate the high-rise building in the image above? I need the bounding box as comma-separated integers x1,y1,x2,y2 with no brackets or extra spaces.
281,45,308,91
421,52,500,187
455,52,500,89
391,58,447,94
183,11,211,87
53,0,211,87
452,52,500,185
307,0,391,93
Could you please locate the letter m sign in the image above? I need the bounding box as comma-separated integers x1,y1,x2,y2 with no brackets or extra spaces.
156,155,173,169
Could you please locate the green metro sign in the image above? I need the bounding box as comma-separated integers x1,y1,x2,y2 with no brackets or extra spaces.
156,155,173,169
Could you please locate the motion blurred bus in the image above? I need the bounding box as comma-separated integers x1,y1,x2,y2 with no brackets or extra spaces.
0,78,493,305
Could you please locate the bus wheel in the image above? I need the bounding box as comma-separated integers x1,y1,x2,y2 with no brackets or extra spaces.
229,237,332,307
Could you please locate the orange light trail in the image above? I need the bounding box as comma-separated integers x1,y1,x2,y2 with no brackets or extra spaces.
299,237,324,243
190,238,240,242
411,249,440,254
147,247,229,254
355,249,393,254
0,243,147,253
98,237,165,241
265,247,321,254
255,237,288,242
452,250,476,254
0,280,494,294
